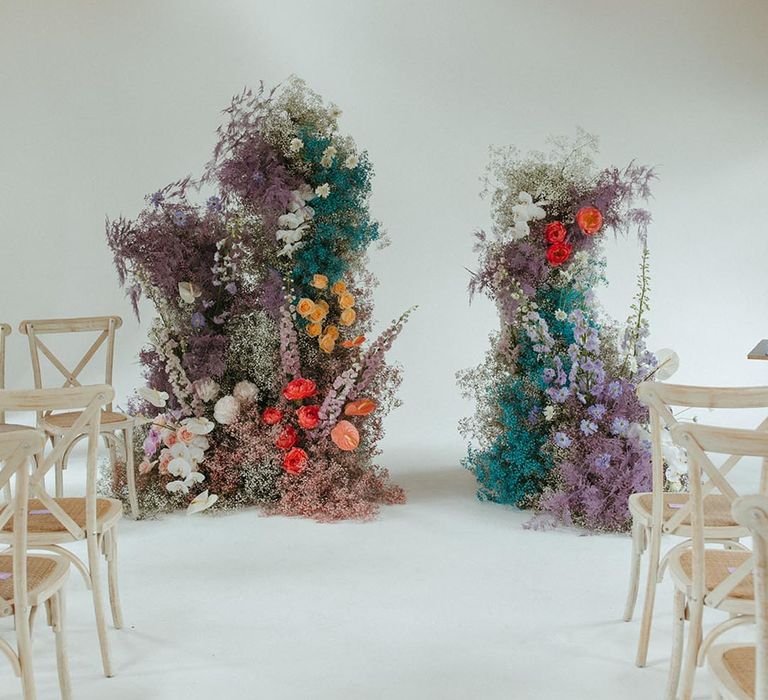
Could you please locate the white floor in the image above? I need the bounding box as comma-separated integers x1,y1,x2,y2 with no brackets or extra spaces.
0,450,732,699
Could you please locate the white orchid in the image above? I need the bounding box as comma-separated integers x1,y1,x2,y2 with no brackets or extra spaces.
138,387,169,408
213,395,239,424
278,212,304,229
167,456,192,479
178,281,202,304
166,470,205,495
182,416,214,435
233,380,258,404
508,191,547,241
187,489,219,515
193,377,219,403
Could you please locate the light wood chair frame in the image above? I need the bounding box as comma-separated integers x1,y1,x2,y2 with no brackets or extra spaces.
708,494,768,700
627,383,767,670
19,316,139,518
0,323,10,424
665,420,768,699
0,427,71,699
0,385,123,679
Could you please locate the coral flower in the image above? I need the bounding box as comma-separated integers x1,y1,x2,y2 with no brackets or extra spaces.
546,241,573,267
306,323,323,337
544,221,567,244
275,425,298,450
339,308,356,326
311,274,328,289
283,378,318,401
338,292,355,309
296,298,315,317
576,206,603,235
331,420,360,451
331,281,346,295
261,407,283,425
344,399,377,416
341,335,365,348
283,447,308,475
297,404,320,429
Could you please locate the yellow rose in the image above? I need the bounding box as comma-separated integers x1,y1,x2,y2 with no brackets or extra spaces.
317,300,330,313
308,305,328,323
324,325,339,340
296,298,315,318
311,274,328,290
339,292,355,309
319,334,336,354
306,323,323,337
331,281,346,295
339,308,356,326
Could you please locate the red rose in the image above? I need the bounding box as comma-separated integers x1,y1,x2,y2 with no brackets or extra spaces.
261,407,283,425
283,447,308,475
282,378,318,401
546,242,572,267
576,206,603,235
297,404,320,430
275,425,298,450
544,221,567,244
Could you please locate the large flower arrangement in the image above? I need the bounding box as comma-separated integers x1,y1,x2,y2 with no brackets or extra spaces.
106,78,409,520
458,132,659,531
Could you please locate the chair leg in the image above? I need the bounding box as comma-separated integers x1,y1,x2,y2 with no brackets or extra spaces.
122,426,139,519
105,527,124,630
679,596,704,700
636,523,662,667
15,601,36,700
665,588,686,700
624,518,645,621
87,533,114,677
52,434,64,498
50,591,72,700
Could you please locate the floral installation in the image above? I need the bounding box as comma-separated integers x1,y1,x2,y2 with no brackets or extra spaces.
458,131,666,532
106,78,410,520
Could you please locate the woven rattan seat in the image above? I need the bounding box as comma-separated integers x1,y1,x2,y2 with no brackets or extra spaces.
0,554,69,613
43,409,129,430
722,646,756,698
0,423,35,434
632,492,739,528
0,497,122,535
677,549,754,600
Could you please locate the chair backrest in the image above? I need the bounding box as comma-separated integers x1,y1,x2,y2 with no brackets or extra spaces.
19,316,122,415
0,428,47,618
732,494,768,700
0,324,9,423
637,382,768,534
0,385,113,541
671,423,768,614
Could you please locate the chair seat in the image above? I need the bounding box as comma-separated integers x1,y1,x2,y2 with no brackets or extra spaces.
629,492,741,529
43,410,131,432
671,548,754,602
0,553,69,614
0,423,36,434
0,497,123,542
709,644,755,699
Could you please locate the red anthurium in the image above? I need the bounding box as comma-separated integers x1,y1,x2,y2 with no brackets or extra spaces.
344,399,377,416
330,420,360,451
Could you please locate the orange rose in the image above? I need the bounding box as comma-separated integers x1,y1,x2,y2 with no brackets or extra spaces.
306,322,323,337
341,335,365,348
344,399,377,416
283,378,318,401
319,334,336,354
296,298,315,317
331,281,346,295
311,274,328,289
331,420,360,451
308,305,328,323
339,292,355,309
283,447,308,475
339,308,356,326
324,325,339,340
317,300,330,313
576,206,603,235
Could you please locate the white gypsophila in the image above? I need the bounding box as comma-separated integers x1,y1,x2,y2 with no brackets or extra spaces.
193,377,220,403
213,395,240,424
233,380,259,404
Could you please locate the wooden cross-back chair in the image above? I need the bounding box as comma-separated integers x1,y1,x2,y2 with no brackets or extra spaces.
664,420,768,700
0,427,71,700
626,382,768,672
0,324,10,425
19,316,138,518
0,385,124,679
708,493,768,700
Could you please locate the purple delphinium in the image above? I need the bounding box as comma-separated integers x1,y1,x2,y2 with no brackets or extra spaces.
594,453,611,469
553,432,572,448
206,195,222,212
172,210,188,226
150,191,164,207
546,386,570,403
587,403,606,420
542,367,556,383
580,419,598,436
611,416,630,435
606,380,623,399
190,312,206,329
225,282,237,294
143,430,160,457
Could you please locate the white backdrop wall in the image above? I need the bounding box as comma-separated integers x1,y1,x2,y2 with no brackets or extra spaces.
1,0,766,458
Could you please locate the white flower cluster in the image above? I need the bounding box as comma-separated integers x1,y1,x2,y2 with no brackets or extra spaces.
150,324,205,416
212,380,259,425
506,191,547,241
163,417,214,495
276,184,316,258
